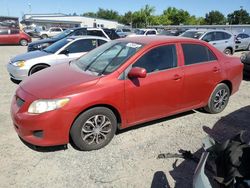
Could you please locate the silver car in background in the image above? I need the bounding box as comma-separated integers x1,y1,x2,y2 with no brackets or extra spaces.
181,29,235,55
235,33,250,51
7,36,109,82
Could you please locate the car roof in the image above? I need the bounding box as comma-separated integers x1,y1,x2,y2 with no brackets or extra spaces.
185,29,232,34
66,36,110,41
117,36,203,45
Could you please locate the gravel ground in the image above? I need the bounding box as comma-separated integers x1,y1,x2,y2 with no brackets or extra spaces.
0,45,249,188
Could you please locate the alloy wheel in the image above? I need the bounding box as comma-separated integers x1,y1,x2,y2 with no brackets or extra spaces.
213,89,228,110
81,115,112,145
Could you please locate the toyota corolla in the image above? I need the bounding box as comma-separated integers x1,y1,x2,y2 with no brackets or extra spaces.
10,36,243,151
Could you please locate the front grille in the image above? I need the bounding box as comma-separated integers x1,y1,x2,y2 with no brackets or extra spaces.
16,96,25,108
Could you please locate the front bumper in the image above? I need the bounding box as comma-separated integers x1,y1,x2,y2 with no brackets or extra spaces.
7,63,29,81
11,87,75,147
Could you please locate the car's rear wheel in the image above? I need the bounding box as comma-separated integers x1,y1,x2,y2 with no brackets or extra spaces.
70,107,117,151
41,34,48,39
244,64,250,72
224,48,232,55
29,64,49,75
204,83,230,114
20,39,28,46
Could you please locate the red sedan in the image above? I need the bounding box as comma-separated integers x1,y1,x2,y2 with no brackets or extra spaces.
11,36,243,151
0,29,31,46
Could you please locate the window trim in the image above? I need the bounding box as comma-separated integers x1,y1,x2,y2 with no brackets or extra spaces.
130,43,179,76
180,42,218,67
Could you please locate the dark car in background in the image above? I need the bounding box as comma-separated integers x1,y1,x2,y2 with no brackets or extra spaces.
28,27,120,51
0,29,31,46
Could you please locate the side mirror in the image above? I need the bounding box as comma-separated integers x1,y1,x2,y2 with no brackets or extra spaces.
128,67,147,79
60,49,70,56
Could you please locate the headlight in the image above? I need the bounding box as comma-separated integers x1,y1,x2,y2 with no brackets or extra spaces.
28,98,70,114
12,60,26,67
36,43,50,49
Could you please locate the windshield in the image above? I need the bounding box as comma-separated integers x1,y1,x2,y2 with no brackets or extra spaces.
52,29,73,40
135,30,146,35
43,38,72,53
181,31,205,39
74,41,143,76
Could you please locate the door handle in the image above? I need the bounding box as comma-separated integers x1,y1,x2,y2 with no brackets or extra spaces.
213,67,220,72
173,74,182,80
225,41,228,43
212,43,217,45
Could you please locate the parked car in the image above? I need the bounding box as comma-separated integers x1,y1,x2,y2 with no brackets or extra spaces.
28,27,119,52
23,26,43,38
0,29,31,46
158,29,186,36
180,29,235,55
7,36,109,82
38,27,64,39
115,28,133,38
127,28,158,37
235,33,250,51
240,51,250,77
10,36,243,151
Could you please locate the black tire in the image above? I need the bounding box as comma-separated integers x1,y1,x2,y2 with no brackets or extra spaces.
20,39,28,46
223,48,232,55
41,34,48,39
29,64,49,75
204,83,230,114
70,107,117,151
244,64,250,72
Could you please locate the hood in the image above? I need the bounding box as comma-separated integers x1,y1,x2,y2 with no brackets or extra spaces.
20,63,100,98
29,38,56,46
11,50,49,62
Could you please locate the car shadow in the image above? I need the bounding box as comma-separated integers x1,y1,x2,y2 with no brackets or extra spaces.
165,105,250,188
19,137,68,152
151,171,171,188
117,110,195,134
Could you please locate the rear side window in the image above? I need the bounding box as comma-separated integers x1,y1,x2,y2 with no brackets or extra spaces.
87,30,106,38
133,45,177,73
66,39,97,53
182,44,217,65
146,30,156,35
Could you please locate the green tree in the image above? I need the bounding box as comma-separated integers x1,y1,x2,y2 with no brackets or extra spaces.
162,7,191,25
204,11,226,25
82,12,97,18
96,8,120,20
227,9,250,24
120,11,133,25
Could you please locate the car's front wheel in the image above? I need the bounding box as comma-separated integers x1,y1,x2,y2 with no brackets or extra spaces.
20,39,28,46
223,48,232,55
70,107,117,151
41,34,48,39
204,83,230,114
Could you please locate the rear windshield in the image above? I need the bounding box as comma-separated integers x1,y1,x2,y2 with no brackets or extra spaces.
181,31,205,39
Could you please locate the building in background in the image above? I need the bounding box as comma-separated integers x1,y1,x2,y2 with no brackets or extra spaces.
21,13,122,30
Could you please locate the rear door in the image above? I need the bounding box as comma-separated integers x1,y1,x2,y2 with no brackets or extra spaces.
9,29,20,44
124,44,184,124
180,43,223,109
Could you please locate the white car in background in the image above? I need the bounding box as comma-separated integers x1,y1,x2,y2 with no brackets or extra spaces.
7,36,109,83
39,27,64,39
181,29,236,55
127,29,158,37
235,33,250,51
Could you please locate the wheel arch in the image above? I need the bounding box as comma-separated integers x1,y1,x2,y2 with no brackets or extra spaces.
28,63,50,75
219,80,232,95
69,104,122,133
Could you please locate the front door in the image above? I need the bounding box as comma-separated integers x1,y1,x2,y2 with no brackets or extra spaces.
124,44,183,125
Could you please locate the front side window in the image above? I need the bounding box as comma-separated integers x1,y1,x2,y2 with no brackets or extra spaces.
66,39,97,53
10,29,19,34
181,31,205,39
74,41,143,75
146,30,156,35
182,44,217,65
132,45,177,73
